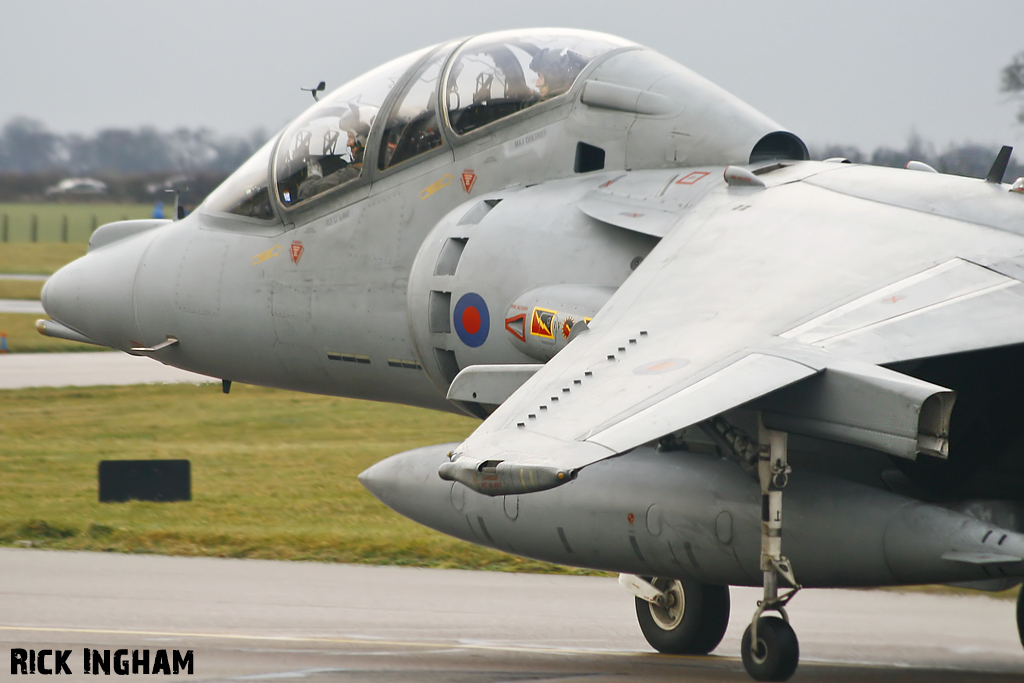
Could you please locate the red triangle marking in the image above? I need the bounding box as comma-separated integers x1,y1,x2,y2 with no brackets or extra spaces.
504,314,526,342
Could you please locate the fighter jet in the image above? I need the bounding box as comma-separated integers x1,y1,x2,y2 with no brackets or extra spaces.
38,28,1024,681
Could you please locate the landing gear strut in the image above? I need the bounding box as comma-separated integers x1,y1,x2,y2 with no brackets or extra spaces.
621,574,730,655
741,418,801,681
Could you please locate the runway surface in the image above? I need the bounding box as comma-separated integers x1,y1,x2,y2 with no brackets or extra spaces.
0,274,48,281
0,298,44,314
0,351,214,389
0,272,45,312
2,549,1022,682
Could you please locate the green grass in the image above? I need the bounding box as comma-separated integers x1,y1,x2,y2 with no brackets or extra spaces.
0,243,87,274
0,314,105,353
0,383,591,574
0,203,156,244
0,279,44,299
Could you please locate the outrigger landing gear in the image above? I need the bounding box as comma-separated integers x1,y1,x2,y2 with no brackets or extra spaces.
741,418,801,682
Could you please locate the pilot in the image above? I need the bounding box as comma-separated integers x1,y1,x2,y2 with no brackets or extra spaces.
297,122,368,201
530,47,588,99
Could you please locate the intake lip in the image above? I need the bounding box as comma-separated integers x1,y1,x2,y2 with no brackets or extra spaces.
88,218,170,252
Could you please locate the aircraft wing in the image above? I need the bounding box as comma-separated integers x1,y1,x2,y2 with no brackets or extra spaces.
440,170,1024,495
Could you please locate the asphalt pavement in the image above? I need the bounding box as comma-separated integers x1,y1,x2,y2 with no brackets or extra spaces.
1,549,1022,682
0,351,214,389
0,297,44,314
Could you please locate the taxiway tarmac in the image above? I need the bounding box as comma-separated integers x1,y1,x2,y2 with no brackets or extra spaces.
0,351,213,389
0,298,44,314
2,549,1022,682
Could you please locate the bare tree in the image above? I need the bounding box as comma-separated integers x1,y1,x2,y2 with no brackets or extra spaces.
1001,51,1024,124
0,118,60,172
0,118,268,174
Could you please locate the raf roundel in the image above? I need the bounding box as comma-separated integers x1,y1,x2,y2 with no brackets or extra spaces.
454,293,490,348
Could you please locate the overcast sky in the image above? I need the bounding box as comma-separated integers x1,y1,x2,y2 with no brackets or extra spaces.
2,0,1022,154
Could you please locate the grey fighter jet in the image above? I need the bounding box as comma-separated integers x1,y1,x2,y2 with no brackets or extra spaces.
38,28,1024,681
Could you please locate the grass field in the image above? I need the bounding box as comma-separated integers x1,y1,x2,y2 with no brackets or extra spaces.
0,243,87,274
0,203,156,244
0,279,43,299
0,383,591,574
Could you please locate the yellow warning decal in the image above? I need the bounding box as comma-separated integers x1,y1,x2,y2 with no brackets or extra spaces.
252,245,282,265
420,174,453,200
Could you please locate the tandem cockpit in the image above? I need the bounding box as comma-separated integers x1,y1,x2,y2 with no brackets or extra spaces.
198,28,805,228
200,29,634,223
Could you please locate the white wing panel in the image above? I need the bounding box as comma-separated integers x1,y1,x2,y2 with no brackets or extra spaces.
821,282,1024,363
585,353,815,452
782,259,1016,346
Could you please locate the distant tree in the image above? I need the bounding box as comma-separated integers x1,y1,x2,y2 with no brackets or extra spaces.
1000,51,1024,124
870,146,910,169
813,136,1023,182
904,130,934,163
936,144,1018,179
0,117,268,175
813,144,866,163
0,118,60,172
86,127,174,173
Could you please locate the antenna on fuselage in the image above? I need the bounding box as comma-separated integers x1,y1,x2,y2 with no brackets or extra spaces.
164,185,188,221
301,81,326,102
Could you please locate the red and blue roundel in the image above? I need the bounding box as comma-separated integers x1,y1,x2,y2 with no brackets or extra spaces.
454,293,490,347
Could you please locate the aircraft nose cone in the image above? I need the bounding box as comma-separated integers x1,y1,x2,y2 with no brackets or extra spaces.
42,232,155,349
40,261,87,327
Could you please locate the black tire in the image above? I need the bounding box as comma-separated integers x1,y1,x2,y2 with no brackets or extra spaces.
634,578,730,655
1017,584,1024,649
741,616,799,682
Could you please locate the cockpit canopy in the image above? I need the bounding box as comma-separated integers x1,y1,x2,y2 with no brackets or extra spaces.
444,30,630,136
275,47,433,209
202,30,634,219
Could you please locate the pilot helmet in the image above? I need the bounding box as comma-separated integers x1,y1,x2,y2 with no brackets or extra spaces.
340,105,371,148
529,48,588,96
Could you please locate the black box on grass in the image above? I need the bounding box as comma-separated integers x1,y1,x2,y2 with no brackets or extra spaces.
98,460,191,503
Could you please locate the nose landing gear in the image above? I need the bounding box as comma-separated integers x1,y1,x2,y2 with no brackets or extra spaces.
742,615,799,681
741,419,801,681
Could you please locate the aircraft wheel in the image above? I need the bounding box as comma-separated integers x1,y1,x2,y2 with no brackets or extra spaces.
634,578,730,655
1017,584,1024,648
741,616,799,682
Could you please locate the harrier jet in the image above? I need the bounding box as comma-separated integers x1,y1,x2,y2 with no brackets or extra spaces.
39,28,1024,681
